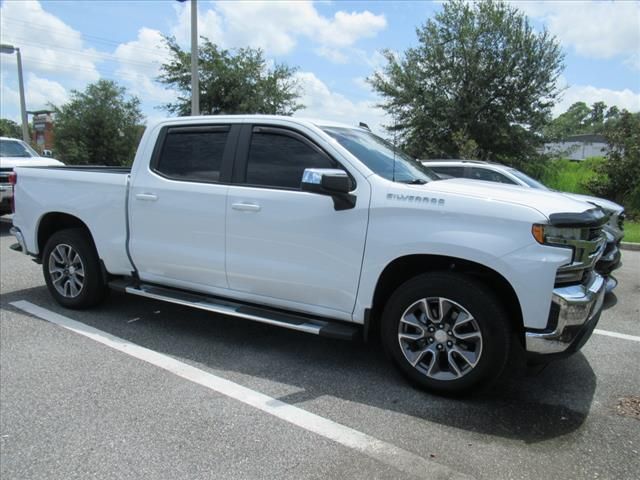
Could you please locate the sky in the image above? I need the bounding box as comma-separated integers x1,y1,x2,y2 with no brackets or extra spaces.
1,0,639,134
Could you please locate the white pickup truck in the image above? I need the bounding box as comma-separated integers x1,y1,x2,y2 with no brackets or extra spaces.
10,115,608,394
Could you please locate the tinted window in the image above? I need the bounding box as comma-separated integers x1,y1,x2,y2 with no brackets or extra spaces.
156,129,228,182
469,167,516,184
246,132,335,189
430,166,465,178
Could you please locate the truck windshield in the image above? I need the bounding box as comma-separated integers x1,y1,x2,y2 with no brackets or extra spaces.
322,127,436,184
0,139,38,158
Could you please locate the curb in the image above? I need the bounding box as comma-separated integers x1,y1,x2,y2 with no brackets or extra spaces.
621,242,640,251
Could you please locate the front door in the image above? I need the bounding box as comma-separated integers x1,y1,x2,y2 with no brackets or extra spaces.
225,125,370,317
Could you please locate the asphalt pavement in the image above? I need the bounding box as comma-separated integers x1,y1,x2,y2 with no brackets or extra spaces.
1,221,639,479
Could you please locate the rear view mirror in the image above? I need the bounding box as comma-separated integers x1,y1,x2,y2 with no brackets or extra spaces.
301,168,356,210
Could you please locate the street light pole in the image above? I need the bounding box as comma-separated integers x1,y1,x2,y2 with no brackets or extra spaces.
0,44,29,142
16,49,29,142
190,0,199,116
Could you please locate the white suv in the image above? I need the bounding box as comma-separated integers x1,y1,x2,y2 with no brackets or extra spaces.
0,137,63,215
423,160,623,291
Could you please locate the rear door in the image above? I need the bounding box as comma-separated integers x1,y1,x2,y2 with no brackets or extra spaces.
128,123,238,291
225,124,370,317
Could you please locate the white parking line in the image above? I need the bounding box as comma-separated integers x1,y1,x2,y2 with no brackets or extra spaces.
10,300,472,480
594,329,640,342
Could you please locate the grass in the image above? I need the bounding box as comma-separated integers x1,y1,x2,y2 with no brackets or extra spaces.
540,157,604,194
623,221,640,243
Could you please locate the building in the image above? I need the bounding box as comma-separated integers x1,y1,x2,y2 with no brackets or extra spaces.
30,110,55,152
542,134,608,161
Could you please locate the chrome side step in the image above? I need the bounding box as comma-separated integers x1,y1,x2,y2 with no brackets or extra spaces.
112,281,360,341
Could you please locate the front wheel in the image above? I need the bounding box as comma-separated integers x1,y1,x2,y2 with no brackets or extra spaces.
42,228,107,309
381,272,511,395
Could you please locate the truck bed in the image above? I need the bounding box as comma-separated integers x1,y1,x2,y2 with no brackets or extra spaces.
12,164,134,275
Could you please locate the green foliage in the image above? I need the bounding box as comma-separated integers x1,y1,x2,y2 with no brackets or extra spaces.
0,118,22,139
624,221,640,243
158,36,304,116
368,0,564,164
587,110,640,215
543,101,621,141
52,80,143,166
539,158,603,194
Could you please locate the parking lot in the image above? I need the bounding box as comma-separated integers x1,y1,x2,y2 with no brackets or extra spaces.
0,219,638,480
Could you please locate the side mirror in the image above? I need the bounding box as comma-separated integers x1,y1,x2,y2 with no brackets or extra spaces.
301,168,356,211
42,150,53,157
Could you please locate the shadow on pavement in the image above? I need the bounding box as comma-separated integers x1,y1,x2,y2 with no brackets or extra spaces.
2,285,596,445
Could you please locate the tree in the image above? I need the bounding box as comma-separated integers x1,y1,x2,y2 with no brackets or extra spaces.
588,110,640,214
369,0,564,164
52,80,143,166
544,101,616,140
158,36,304,116
0,118,23,139
543,102,591,140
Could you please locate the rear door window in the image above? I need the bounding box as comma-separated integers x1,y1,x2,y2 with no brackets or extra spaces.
430,166,465,178
468,167,516,184
155,127,229,183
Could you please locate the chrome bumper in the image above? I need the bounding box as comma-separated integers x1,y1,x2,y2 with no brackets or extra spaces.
10,226,28,255
525,272,606,355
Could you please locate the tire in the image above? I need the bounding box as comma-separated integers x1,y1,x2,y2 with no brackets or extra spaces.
381,272,511,395
42,228,107,309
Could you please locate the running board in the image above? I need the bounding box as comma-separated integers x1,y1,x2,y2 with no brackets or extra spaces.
112,281,360,341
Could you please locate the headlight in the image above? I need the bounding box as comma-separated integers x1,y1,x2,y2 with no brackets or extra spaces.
531,224,584,245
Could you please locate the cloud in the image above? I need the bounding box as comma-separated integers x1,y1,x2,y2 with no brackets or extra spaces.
170,2,224,47
554,77,640,116
294,72,389,133
0,72,67,120
516,1,640,68
26,73,68,109
171,0,387,59
0,0,101,81
113,28,178,104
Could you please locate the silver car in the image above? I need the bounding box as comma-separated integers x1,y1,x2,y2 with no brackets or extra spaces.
423,160,624,292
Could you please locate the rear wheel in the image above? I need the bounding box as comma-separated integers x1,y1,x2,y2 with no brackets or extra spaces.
381,272,511,395
42,228,107,309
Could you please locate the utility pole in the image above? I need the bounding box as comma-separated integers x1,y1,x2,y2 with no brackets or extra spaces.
190,0,199,116
0,44,29,142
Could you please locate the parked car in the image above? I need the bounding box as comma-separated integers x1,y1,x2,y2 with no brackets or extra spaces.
0,137,64,215
423,160,623,292
10,116,609,395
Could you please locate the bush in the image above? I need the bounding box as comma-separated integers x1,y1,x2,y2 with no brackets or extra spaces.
587,111,640,217
539,157,603,194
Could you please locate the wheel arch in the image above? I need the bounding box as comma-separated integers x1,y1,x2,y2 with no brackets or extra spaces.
36,212,97,260
369,254,524,346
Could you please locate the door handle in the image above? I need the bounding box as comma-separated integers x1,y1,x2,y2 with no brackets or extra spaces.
231,202,261,212
135,193,158,201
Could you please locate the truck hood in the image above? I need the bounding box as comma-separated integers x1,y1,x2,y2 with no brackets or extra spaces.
0,156,64,169
425,178,595,219
561,192,623,214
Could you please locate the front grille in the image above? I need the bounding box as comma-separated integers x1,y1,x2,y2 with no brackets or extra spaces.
552,226,606,286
